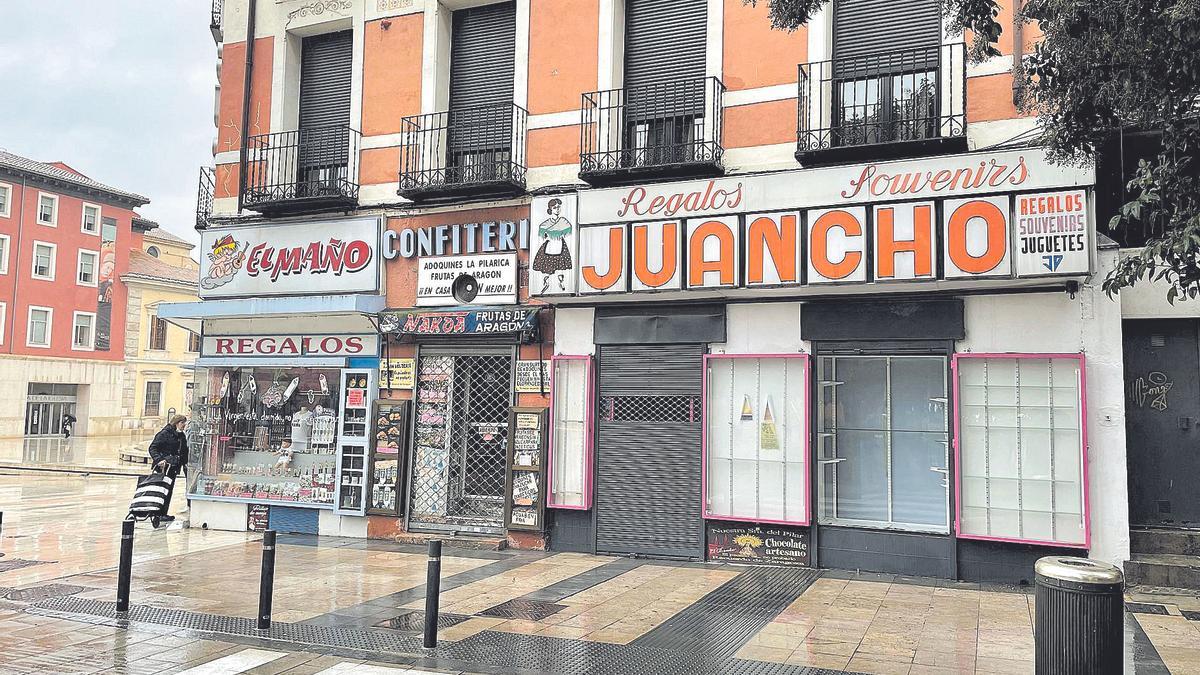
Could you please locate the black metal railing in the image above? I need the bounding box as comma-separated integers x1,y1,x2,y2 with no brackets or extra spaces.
196,166,215,230
242,125,360,213
398,103,528,200
797,43,965,159
210,0,223,43
580,76,725,182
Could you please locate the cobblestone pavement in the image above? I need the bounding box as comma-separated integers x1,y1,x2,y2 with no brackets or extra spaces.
2,472,1199,674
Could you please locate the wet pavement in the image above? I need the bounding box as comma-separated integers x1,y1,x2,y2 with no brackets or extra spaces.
0,433,154,476
2,471,1200,674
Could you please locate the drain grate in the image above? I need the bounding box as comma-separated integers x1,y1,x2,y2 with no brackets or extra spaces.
478,598,566,621
4,584,85,603
0,558,49,573
374,611,470,632
1183,610,1200,622
1125,602,1168,616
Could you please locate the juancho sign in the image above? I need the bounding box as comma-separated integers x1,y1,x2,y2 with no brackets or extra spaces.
199,217,381,298
564,150,1094,297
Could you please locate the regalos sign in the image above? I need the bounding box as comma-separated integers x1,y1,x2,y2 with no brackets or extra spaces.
199,217,381,298
201,334,380,358
558,150,1094,297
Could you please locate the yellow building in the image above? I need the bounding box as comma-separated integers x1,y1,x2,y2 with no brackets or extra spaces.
121,223,200,434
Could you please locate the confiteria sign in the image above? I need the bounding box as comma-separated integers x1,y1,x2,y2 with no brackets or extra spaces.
567,149,1093,295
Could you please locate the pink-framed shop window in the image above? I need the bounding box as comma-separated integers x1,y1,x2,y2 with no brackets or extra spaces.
702,353,811,527
952,353,1090,549
548,354,594,509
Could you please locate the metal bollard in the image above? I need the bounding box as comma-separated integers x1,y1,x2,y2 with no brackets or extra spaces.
423,539,442,649
257,530,277,630
116,519,135,613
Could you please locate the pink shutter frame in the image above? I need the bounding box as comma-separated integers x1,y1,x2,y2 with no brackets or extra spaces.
702,353,811,527
547,354,594,510
951,352,1090,549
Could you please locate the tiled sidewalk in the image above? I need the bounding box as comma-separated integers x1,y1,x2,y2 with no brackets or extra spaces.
2,473,1199,674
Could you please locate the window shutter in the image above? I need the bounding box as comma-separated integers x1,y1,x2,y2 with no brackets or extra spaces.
299,30,353,130
623,0,707,91
449,2,517,111
833,0,941,74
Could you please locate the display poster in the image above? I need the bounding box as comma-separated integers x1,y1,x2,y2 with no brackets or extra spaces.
247,504,270,531
512,472,539,505
416,253,518,306
346,389,366,408
199,217,381,298
95,217,117,351
1013,190,1090,277
383,358,416,389
505,407,547,532
374,403,408,454
706,523,810,567
530,194,579,297
514,361,550,393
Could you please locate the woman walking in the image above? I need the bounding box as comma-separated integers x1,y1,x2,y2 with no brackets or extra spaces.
146,414,188,526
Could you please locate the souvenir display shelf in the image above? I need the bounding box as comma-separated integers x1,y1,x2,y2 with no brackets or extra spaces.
336,369,375,515
368,400,410,516
186,365,360,509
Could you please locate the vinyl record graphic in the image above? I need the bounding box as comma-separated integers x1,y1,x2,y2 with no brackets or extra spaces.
452,273,479,303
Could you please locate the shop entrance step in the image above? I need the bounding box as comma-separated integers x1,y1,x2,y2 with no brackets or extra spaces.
393,531,507,551
1131,527,1200,556
1124,553,1200,589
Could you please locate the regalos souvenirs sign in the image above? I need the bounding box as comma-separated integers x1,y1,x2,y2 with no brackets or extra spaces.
553,150,1094,298
199,217,381,298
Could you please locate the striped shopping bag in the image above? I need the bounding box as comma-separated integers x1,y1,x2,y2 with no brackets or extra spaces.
128,470,175,519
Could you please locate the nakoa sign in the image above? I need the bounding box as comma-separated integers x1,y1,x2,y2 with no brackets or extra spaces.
568,150,1093,295
201,334,379,358
199,217,382,298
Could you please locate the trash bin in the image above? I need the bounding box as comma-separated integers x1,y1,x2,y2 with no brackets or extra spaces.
1034,556,1124,675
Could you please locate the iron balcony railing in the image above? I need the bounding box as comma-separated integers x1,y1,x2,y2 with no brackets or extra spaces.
797,43,966,160
242,124,361,214
398,102,528,200
196,166,215,230
210,0,223,43
580,76,725,182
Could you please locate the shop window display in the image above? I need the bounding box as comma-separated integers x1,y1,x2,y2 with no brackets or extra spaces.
704,355,809,525
955,354,1088,547
188,366,342,506
549,356,591,509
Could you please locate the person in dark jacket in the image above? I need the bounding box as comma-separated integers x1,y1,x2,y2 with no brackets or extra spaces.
147,415,188,524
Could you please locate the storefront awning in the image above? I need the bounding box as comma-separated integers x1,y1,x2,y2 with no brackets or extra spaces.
380,307,540,341
158,294,386,334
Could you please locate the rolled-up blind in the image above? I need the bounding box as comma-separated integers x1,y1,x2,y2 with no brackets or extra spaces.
834,0,941,74
449,1,516,111
624,0,707,91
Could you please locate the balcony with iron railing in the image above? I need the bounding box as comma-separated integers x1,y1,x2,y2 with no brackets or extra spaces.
196,166,215,230
580,76,725,186
797,43,966,165
241,125,361,215
398,103,528,202
210,0,223,43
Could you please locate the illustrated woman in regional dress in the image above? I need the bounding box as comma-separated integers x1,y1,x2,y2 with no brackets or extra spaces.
532,198,573,294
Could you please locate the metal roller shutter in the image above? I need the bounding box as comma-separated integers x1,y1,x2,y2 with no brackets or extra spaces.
624,0,707,90
833,0,941,73
298,30,352,167
595,344,704,559
449,2,516,110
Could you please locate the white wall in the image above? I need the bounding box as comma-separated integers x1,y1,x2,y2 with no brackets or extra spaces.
0,356,125,438
710,302,808,355
958,250,1130,568
552,307,596,356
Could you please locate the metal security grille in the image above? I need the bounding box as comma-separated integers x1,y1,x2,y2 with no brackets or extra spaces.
409,351,513,534
595,345,704,558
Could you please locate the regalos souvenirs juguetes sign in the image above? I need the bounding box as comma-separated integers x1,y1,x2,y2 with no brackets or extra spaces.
199,217,381,298
547,149,1094,298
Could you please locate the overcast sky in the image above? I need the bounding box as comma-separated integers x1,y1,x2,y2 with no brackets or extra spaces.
0,2,215,245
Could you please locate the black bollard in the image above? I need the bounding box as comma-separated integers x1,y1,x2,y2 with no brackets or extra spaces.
257,530,277,630
116,519,135,613
423,539,442,649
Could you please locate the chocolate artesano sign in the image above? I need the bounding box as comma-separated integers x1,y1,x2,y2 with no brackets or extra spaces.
552,150,1094,297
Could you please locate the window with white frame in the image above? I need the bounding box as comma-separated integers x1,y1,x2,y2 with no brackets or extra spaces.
37,193,57,225
0,183,11,218
956,355,1088,547
0,234,9,274
72,312,95,350
77,250,99,286
81,203,101,234
549,357,591,509
705,355,810,525
32,242,56,280
27,306,52,347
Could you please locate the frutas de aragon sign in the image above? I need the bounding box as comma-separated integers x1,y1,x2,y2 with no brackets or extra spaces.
557,149,1094,297
199,217,381,298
